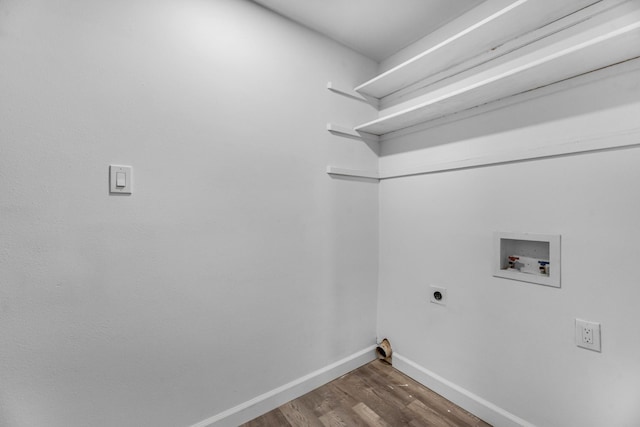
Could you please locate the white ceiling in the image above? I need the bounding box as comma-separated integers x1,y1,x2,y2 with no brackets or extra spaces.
251,0,484,62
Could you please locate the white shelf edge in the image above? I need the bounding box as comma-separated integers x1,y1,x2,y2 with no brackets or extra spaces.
356,0,620,99
327,123,380,143
355,0,529,98
326,166,379,180
355,6,640,137
327,82,378,107
329,126,640,182
327,123,359,138
376,55,640,142
328,127,640,182
377,0,626,110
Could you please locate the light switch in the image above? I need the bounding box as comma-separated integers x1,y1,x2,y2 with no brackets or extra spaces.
110,165,132,194
116,172,126,187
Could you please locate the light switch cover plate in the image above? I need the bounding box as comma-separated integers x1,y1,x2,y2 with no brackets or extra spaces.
110,165,132,194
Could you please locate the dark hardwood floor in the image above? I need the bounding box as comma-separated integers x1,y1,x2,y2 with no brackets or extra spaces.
241,359,492,426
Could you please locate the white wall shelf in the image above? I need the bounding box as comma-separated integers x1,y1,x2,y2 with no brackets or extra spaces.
326,123,361,139
326,82,378,107
326,123,380,143
355,1,640,137
326,166,379,180
355,0,610,100
327,124,640,181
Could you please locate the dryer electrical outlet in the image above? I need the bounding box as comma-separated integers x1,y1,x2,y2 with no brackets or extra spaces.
430,286,447,306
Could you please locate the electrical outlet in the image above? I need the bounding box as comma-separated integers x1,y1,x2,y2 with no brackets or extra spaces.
430,286,447,306
575,319,601,352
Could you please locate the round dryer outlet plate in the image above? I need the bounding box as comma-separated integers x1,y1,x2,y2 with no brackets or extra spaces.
430,285,447,306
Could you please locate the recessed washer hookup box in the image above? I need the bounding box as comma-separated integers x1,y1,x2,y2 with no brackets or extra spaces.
494,232,560,288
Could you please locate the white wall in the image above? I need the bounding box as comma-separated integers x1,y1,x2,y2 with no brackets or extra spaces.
0,1,379,426
377,62,640,426
5,1,638,426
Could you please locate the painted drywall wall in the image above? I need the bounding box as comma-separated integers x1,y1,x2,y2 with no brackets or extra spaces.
0,1,379,426
377,62,640,426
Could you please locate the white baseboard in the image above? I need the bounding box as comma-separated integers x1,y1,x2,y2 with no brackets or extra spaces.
189,345,378,427
393,353,536,427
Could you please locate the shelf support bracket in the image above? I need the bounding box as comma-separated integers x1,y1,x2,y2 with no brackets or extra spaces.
326,166,380,181
327,82,379,108
327,123,380,143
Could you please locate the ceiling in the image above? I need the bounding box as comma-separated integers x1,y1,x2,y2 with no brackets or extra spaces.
251,0,484,62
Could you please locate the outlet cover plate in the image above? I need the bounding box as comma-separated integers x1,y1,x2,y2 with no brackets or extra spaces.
575,319,601,352
430,286,447,306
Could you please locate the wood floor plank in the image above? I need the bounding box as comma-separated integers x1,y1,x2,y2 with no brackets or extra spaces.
241,407,291,427
299,382,367,427
333,367,416,425
297,384,334,417
356,363,415,407
241,360,492,427
351,402,392,427
368,360,490,427
407,399,460,427
318,410,349,427
391,368,491,427
279,400,325,427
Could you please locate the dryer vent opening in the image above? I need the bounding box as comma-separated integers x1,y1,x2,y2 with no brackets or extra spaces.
376,338,392,360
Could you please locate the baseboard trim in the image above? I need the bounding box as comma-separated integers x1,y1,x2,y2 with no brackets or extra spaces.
190,345,378,427
393,353,536,427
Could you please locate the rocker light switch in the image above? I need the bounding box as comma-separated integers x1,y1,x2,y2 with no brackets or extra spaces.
110,165,132,194
116,172,126,187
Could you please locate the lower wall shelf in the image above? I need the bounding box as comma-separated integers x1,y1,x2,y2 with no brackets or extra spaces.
326,166,379,180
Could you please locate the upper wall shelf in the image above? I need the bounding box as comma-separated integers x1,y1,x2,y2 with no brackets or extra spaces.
355,0,607,99
354,0,640,137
